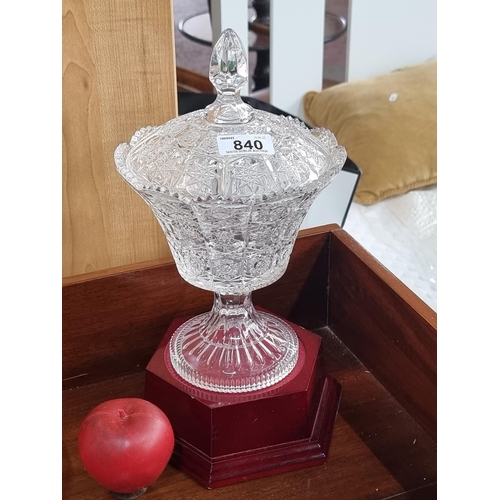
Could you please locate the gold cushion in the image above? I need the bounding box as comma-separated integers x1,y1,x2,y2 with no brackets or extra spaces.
304,60,437,205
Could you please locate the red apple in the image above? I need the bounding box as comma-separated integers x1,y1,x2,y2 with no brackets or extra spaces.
78,398,174,497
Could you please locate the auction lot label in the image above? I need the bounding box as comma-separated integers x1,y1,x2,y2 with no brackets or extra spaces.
217,134,275,155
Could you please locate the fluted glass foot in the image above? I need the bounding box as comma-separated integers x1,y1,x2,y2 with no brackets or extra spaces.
168,293,298,393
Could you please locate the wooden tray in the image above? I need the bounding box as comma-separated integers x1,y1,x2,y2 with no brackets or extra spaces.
63,224,437,499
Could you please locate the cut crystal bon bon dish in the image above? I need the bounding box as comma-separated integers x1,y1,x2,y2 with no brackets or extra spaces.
115,28,347,393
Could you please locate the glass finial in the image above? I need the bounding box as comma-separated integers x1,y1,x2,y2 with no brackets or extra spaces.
206,28,253,124
209,28,248,92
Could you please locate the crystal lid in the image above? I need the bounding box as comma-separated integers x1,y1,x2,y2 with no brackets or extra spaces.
115,29,346,204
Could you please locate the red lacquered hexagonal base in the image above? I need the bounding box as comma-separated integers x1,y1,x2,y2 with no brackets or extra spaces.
145,312,341,489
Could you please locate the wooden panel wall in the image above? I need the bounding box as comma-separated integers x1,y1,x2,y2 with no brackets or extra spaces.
328,229,437,440
62,0,177,278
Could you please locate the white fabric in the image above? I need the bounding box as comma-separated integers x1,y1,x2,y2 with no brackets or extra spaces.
343,185,437,311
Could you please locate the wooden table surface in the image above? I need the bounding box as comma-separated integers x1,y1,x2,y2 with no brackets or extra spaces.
63,328,436,499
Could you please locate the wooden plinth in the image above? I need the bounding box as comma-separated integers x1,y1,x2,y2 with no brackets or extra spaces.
145,315,341,488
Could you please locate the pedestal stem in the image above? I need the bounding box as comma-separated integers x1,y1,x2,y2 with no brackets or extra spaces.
207,292,263,342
